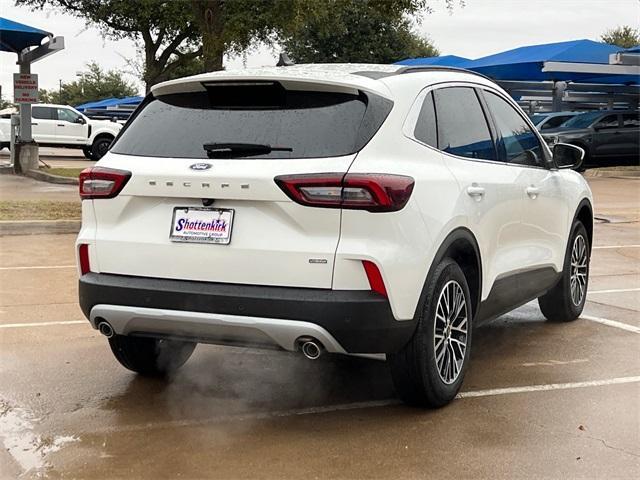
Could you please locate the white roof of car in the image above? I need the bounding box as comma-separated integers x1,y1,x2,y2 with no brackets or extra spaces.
151,63,494,99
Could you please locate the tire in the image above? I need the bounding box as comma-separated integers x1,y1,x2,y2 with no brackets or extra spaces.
388,259,473,408
82,146,95,160
108,335,196,376
91,135,113,160
538,221,590,322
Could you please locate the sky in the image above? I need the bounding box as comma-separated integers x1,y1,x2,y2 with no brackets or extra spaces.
0,0,638,101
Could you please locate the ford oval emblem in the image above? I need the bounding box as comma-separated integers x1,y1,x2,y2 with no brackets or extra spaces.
189,163,212,171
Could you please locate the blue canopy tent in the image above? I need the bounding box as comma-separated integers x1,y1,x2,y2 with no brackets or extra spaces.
395,55,470,67
75,96,143,112
462,39,638,85
0,17,51,53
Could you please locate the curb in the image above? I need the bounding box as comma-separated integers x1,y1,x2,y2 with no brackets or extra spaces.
26,169,79,185
0,220,81,236
583,169,640,178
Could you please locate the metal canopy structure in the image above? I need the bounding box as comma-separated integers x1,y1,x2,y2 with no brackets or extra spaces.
399,39,640,113
0,17,64,173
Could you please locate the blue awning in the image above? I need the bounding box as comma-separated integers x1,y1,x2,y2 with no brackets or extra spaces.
462,39,635,84
395,55,470,67
75,96,143,112
0,17,51,53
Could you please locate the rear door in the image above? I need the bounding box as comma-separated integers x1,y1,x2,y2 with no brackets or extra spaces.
31,106,57,143
619,113,640,158
91,82,390,289
592,114,622,158
431,85,525,294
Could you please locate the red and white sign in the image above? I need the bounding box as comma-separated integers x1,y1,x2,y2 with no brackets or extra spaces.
13,73,39,104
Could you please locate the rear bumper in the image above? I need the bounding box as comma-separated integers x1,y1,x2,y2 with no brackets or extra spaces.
79,273,416,354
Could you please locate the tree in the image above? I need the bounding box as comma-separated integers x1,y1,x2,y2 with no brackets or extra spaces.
39,61,138,106
17,0,451,91
16,0,202,91
279,0,439,63
600,25,640,49
16,0,300,90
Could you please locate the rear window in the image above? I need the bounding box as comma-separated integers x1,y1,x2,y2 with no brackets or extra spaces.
111,82,392,159
433,87,496,161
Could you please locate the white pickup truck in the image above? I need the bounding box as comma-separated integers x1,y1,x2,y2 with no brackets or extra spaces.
0,103,123,160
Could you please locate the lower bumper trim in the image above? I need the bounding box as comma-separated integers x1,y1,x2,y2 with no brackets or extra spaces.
79,272,417,354
91,304,348,354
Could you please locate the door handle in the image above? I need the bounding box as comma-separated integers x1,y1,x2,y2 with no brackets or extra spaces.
526,186,540,199
57,124,65,127
466,185,485,200
32,122,38,125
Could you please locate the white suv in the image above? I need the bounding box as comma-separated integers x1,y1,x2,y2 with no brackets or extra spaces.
76,64,593,407
0,104,122,159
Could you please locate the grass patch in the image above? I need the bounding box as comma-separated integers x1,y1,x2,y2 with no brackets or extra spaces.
41,167,84,178
0,200,81,221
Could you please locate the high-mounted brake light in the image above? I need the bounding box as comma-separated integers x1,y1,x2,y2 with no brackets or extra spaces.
79,167,131,200
274,173,414,212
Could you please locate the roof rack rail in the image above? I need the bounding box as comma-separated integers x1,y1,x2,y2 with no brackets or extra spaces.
396,65,494,82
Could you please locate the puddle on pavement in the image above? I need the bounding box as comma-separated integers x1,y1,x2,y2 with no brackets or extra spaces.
0,398,78,477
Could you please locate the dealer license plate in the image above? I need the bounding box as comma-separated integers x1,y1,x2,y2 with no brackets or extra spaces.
170,207,234,244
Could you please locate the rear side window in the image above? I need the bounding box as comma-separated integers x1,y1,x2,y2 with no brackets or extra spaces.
32,106,55,120
111,83,392,159
413,91,437,148
433,87,496,161
483,91,544,167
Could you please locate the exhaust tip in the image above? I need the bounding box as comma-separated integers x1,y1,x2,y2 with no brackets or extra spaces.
97,321,114,338
299,339,323,360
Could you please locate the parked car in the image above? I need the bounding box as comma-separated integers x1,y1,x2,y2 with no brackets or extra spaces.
76,64,592,408
0,103,122,160
541,110,640,167
529,111,580,131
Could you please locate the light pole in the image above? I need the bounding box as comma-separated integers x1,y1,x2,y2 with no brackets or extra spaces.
76,71,84,96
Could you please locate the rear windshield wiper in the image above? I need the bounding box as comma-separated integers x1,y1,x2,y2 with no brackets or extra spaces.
203,142,293,157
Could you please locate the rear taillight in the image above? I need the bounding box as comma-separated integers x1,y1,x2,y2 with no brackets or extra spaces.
362,260,387,297
274,173,414,212
78,244,91,275
79,167,131,199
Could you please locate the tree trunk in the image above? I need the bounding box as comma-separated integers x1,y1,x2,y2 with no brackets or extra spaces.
191,0,225,72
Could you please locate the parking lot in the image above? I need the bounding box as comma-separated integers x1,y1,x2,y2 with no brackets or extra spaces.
0,175,638,479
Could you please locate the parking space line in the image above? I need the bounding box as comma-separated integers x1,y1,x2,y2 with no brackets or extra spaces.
0,265,75,271
592,244,640,250
0,320,86,329
581,315,640,334
456,376,640,398
589,287,640,294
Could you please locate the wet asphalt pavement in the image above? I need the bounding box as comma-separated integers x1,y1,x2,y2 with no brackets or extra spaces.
0,176,638,479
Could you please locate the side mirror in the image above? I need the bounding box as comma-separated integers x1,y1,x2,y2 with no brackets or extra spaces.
75,117,86,125
553,143,584,170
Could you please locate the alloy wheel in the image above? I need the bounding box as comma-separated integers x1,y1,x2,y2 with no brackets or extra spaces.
433,280,468,385
570,234,588,306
